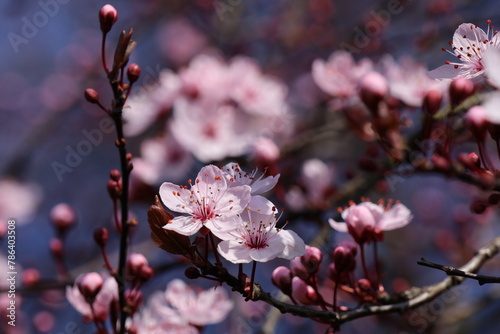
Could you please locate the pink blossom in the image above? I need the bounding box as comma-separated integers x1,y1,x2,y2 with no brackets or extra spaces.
300,159,335,207
66,274,118,322
229,57,288,117
484,49,500,88
0,178,42,225
222,162,280,196
429,21,500,81
160,165,251,237
217,197,305,263
164,279,233,326
124,70,181,136
379,55,447,107
170,98,252,162
312,51,373,98
329,201,412,244
131,133,193,185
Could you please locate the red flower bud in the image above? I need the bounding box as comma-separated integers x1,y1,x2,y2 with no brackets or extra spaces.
271,266,293,295
99,4,118,34
93,228,109,247
76,272,103,303
127,63,141,84
84,88,99,104
50,203,76,235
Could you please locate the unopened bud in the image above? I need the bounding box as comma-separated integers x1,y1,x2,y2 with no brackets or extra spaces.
76,272,103,303
50,203,76,235
300,246,322,274
449,77,474,107
22,268,41,287
457,152,481,170
110,169,121,182
127,63,141,84
271,266,293,295
471,199,488,214
126,253,149,277
99,4,118,34
332,245,355,272
93,228,109,247
50,238,63,258
290,257,310,280
107,179,122,199
125,289,143,315
291,277,317,305
84,88,99,104
422,89,443,115
465,106,488,141
138,266,154,282
184,267,201,279
359,71,388,114
357,278,372,291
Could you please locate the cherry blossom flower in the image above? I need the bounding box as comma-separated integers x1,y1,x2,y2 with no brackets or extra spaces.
312,51,373,99
428,21,500,81
131,133,193,185
136,279,232,332
328,200,412,244
160,165,251,237
66,274,118,322
222,162,280,196
229,57,289,117
217,197,306,263
169,98,252,162
379,55,447,107
124,70,181,137
0,178,42,225
484,48,500,88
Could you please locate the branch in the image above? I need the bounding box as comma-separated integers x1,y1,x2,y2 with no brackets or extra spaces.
220,234,500,327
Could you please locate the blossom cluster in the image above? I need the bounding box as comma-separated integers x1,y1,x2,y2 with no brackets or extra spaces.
160,163,305,264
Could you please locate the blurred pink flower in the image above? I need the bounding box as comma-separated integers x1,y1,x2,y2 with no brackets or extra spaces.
131,133,193,185
429,22,500,81
217,197,305,263
301,159,335,207
164,279,233,326
0,178,42,225
329,201,412,244
160,165,251,237
229,57,289,117
66,274,117,322
312,51,373,99
170,98,252,162
124,70,181,137
157,18,208,66
379,55,447,107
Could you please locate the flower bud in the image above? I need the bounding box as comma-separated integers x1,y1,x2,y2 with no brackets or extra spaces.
184,267,201,279
93,228,109,247
84,88,100,104
465,106,488,141
422,89,443,115
125,289,143,315
107,179,122,199
50,203,76,235
138,266,154,282
470,199,488,214
271,266,293,295
127,63,141,84
449,77,474,107
126,253,148,277
110,169,121,182
291,277,317,305
359,71,388,114
332,245,355,272
457,152,481,170
357,278,372,291
290,257,310,280
50,238,63,258
22,268,41,287
99,4,118,34
300,246,322,274
76,273,103,303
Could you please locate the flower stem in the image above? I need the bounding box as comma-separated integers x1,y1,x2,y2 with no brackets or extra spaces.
359,244,371,286
249,261,257,299
373,241,385,292
209,232,222,264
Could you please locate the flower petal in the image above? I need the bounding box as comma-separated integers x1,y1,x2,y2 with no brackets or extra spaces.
428,64,461,80
159,182,194,214
377,203,413,230
484,49,500,88
250,174,280,195
163,216,202,236
249,242,285,262
328,218,348,232
217,240,253,263
277,230,306,260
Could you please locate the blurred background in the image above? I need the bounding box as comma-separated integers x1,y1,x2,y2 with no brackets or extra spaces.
1,0,500,333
